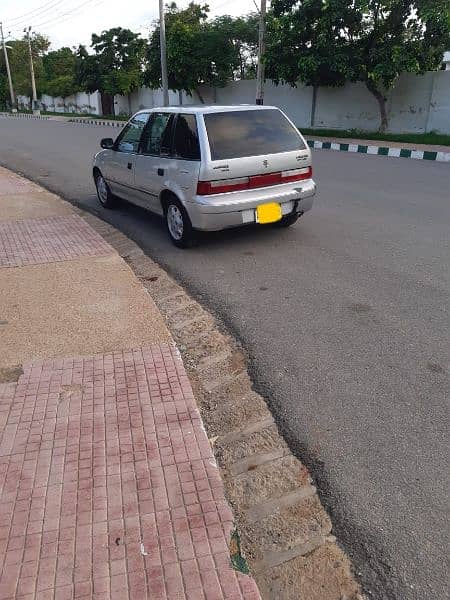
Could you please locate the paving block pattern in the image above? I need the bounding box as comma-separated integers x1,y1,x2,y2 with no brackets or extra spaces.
0,215,113,267
0,344,260,599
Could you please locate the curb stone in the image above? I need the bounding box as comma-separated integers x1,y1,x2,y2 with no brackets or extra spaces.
0,112,124,127
307,138,450,162
74,207,365,600
67,117,125,128
0,111,49,120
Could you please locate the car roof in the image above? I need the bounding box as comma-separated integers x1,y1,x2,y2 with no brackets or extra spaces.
135,104,279,115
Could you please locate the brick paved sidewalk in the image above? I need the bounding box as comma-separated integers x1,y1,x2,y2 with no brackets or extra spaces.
0,166,261,599
0,345,260,600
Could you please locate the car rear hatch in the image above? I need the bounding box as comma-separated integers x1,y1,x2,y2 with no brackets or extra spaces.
198,108,312,198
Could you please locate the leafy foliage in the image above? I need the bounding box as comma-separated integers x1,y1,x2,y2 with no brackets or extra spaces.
74,27,145,114
90,27,146,96
74,45,101,94
4,33,50,98
144,2,258,97
43,47,79,98
266,0,357,88
0,73,8,109
267,0,450,130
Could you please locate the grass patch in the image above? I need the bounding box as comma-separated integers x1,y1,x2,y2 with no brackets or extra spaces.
299,127,450,147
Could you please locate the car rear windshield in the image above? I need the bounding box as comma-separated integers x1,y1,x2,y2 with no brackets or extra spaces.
204,109,306,160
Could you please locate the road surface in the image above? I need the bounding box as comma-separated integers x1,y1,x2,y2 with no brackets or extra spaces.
1,117,449,600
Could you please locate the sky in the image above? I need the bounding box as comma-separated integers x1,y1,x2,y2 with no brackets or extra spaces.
1,0,257,49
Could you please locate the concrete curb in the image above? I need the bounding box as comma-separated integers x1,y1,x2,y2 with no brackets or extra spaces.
67,117,125,128
307,138,450,162
0,111,49,120
0,112,124,127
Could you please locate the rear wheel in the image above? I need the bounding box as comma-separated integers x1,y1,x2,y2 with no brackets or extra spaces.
273,212,301,228
94,171,116,209
165,198,196,248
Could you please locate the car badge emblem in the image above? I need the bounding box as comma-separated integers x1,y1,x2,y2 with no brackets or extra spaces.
263,160,268,168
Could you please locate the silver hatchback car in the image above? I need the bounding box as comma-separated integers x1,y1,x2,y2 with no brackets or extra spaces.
93,105,316,247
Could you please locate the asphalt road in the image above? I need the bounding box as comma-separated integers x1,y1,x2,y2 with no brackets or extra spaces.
1,117,449,600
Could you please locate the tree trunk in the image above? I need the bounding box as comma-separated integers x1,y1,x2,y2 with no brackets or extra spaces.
195,87,205,104
100,93,114,117
366,82,388,132
310,85,318,127
178,90,183,106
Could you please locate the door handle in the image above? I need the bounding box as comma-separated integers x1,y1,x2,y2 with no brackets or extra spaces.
157,168,164,176
127,162,132,170
180,170,189,174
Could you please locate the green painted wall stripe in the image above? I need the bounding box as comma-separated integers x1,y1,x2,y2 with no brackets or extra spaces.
303,139,450,162
423,151,437,160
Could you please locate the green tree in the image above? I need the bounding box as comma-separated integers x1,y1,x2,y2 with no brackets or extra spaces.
90,27,146,115
75,28,145,115
144,2,241,101
267,0,450,131
43,47,79,106
351,0,450,131
266,0,357,125
0,73,8,110
74,45,101,94
210,14,259,80
7,33,50,100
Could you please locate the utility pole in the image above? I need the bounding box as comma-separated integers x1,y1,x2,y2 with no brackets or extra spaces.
24,26,40,115
255,0,267,105
0,22,16,112
159,0,169,106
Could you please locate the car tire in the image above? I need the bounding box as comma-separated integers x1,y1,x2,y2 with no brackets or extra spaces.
273,212,301,228
165,198,196,248
94,171,117,209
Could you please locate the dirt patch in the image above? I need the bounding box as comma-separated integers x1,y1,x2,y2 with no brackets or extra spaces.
0,365,23,383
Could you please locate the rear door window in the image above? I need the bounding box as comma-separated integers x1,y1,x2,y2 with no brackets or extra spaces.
140,113,175,156
173,114,201,160
204,109,305,160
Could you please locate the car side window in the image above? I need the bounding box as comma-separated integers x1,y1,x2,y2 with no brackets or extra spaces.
140,113,174,156
115,113,149,153
173,114,200,160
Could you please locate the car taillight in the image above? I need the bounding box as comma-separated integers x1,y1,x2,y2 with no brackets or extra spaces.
281,166,312,182
196,177,249,195
197,167,312,195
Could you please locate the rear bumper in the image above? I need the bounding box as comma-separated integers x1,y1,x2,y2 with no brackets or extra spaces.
186,179,316,231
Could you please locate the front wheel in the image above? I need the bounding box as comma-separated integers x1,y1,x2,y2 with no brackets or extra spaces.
165,199,196,248
94,171,116,209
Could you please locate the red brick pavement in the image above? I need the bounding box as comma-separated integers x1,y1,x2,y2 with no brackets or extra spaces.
0,345,261,600
0,215,112,267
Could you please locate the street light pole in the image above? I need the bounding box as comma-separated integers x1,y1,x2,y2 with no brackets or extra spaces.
0,22,16,112
159,0,169,106
24,26,40,115
255,0,267,105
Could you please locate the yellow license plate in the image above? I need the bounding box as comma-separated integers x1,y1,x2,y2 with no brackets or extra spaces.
256,202,282,224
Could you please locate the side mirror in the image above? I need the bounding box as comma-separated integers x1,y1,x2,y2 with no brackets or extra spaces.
100,138,114,150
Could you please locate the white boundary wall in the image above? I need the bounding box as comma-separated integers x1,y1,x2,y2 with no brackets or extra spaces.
199,71,450,133
17,70,450,134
